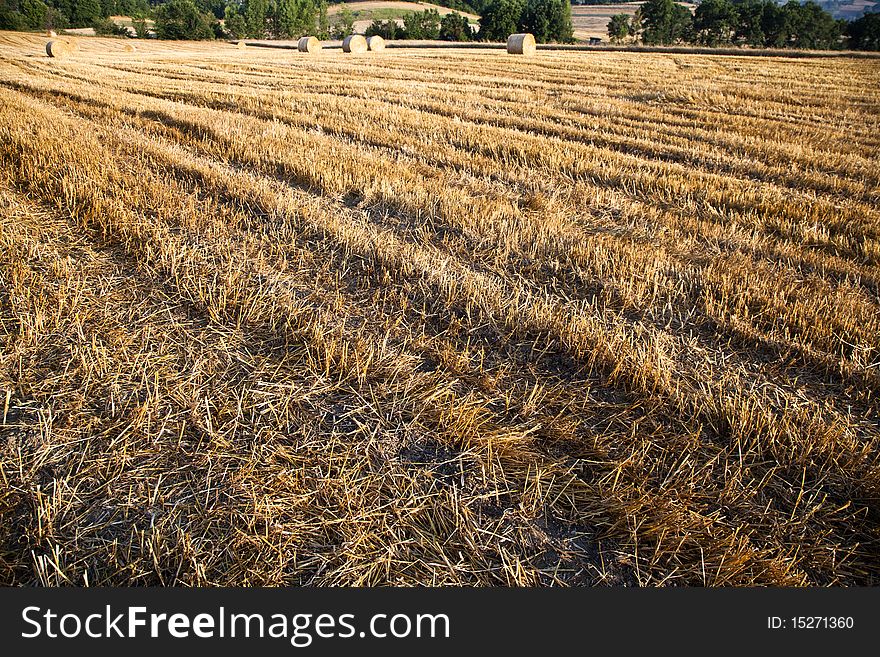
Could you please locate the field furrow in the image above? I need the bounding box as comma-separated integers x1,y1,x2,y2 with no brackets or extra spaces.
1,33,878,586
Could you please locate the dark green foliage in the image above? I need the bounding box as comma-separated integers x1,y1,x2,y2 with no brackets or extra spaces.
638,0,692,44
131,10,149,35
270,0,318,38
478,0,524,41
91,14,130,32
329,2,351,38
847,10,880,49
223,1,246,36
519,0,573,42
732,0,765,46
317,0,327,38
0,2,26,29
403,7,441,38
154,0,215,38
71,0,102,25
19,0,50,27
195,0,224,18
245,0,266,36
439,10,473,40
607,12,630,42
365,17,401,38
784,0,841,48
693,0,738,45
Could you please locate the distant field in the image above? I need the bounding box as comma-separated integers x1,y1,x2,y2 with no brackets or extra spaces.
328,0,479,19
328,0,480,33
572,2,697,41
1,32,879,587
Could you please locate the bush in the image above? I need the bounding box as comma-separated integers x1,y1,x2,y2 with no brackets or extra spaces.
693,0,738,46
330,4,353,39
848,11,880,50
91,16,131,36
154,0,217,39
19,0,48,29
519,0,573,43
403,8,441,39
638,0,692,45
365,18,401,39
439,11,473,41
478,0,524,41
223,5,247,39
0,7,25,30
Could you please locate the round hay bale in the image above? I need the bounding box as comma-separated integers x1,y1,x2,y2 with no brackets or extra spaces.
237,40,247,49
46,30,57,37
298,36,321,53
366,35,385,52
342,34,367,53
46,40,69,58
506,33,536,55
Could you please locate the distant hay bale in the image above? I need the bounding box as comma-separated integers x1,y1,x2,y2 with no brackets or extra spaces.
342,34,367,53
45,40,69,58
46,30,57,37
298,36,321,53
507,33,536,55
366,35,385,52
237,40,247,49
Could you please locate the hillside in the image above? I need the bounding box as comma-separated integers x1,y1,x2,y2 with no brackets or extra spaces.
328,1,481,34
572,2,698,41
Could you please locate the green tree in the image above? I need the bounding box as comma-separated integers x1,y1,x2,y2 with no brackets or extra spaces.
330,3,353,37
131,10,150,37
784,0,840,49
154,0,216,39
365,17,400,38
91,15,129,35
196,0,225,19
19,0,49,27
0,7,25,30
246,0,268,37
71,0,103,26
403,8,441,39
758,0,787,46
607,12,630,43
439,11,473,40
271,0,316,38
478,0,524,40
848,11,880,50
99,0,116,18
519,0,573,42
693,0,738,45
731,0,764,46
638,0,692,44
224,1,247,37
117,0,148,15
317,0,328,38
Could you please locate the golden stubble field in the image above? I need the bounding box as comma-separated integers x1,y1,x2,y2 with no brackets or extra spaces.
0,32,879,586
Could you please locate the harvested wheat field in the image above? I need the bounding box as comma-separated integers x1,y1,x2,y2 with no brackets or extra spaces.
0,32,879,587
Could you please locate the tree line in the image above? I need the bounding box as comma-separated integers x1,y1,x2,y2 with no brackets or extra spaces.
0,0,148,33
0,0,329,39
365,0,573,42
607,0,880,50
0,0,574,41
2,0,876,49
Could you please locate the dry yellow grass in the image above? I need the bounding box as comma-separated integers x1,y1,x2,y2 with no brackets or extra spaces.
0,32,879,587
